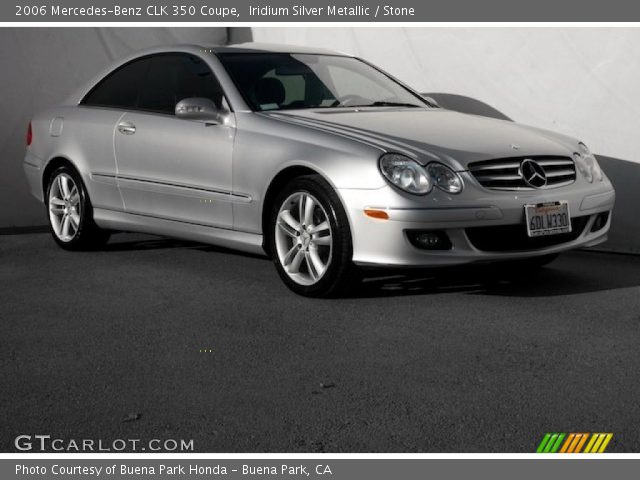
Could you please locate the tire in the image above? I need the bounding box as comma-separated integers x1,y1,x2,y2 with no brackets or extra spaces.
269,174,359,297
45,165,110,250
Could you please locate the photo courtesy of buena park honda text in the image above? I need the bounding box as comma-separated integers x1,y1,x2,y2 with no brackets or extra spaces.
1,0,640,477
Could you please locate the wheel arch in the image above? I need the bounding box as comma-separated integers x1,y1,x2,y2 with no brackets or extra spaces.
42,156,80,198
261,164,353,256
262,166,316,254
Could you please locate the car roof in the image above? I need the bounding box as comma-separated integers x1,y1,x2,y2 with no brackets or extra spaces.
200,42,350,56
63,43,351,105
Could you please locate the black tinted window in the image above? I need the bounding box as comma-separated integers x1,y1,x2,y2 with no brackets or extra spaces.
82,57,150,108
137,54,224,114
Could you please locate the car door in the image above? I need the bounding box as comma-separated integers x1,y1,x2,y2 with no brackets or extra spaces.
79,56,153,213
114,53,234,229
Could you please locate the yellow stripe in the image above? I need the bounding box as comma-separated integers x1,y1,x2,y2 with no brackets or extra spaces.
597,434,613,453
560,434,576,453
574,433,589,453
584,433,599,453
590,434,606,453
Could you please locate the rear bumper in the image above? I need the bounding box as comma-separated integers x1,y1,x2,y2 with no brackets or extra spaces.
339,181,615,267
24,151,44,202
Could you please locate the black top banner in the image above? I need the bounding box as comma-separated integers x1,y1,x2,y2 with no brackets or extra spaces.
5,0,640,22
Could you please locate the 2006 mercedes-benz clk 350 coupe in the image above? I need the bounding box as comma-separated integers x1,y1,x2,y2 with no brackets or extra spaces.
24,43,615,296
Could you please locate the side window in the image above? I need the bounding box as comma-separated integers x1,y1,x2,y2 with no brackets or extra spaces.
82,58,150,109
137,54,224,114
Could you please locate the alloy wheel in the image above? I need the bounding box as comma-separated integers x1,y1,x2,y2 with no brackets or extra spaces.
274,192,333,286
48,173,81,242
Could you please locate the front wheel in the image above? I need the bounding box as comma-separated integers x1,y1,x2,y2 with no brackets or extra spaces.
269,175,359,297
46,165,110,250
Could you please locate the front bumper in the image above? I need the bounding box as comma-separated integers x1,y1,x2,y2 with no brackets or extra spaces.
339,172,615,267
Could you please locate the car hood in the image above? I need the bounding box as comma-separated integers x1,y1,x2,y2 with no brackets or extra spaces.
267,108,579,170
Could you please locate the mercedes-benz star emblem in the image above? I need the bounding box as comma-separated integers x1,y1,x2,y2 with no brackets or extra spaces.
520,159,547,188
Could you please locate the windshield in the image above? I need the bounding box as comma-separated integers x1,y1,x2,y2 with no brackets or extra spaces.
218,53,432,111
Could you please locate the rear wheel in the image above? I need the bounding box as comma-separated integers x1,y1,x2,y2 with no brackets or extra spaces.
269,175,359,297
46,165,110,250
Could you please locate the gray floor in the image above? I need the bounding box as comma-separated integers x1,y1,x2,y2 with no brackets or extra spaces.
1,233,640,452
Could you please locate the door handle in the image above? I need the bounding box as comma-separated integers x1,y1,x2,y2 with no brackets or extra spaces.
117,122,136,135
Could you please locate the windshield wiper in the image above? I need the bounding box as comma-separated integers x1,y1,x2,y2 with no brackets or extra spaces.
370,101,422,108
336,101,423,108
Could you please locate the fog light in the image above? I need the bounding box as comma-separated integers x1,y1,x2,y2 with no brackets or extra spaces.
591,212,610,232
406,230,452,250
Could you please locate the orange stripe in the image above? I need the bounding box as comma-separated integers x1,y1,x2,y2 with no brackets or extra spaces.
574,433,589,453
560,434,576,453
567,434,582,453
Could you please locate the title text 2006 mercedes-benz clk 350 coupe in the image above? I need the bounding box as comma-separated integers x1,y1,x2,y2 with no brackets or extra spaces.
24,43,615,296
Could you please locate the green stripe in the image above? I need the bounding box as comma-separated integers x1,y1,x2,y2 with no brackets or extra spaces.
537,433,552,453
544,434,559,453
549,433,566,453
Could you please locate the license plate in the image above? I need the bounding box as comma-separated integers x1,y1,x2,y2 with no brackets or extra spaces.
525,201,571,237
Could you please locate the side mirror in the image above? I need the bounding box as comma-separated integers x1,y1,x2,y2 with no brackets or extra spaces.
175,97,228,124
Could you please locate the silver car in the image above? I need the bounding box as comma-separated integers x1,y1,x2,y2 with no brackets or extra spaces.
24,43,615,296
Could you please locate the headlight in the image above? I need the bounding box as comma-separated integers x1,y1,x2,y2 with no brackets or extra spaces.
379,153,463,195
427,162,463,194
379,153,433,195
573,143,603,183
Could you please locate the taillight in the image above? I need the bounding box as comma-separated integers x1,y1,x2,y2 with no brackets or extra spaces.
26,122,32,147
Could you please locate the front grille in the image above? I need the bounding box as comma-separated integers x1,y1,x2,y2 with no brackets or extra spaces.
465,216,589,252
468,156,576,190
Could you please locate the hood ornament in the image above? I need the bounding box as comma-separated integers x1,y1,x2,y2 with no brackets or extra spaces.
511,144,521,150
